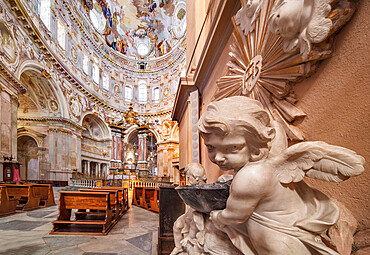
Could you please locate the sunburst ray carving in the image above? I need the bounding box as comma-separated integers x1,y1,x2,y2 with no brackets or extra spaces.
215,0,355,141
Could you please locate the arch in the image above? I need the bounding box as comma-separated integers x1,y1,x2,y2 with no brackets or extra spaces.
123,124,139,144
17,127,45,147
17,61,69,118
124,125,161,144
170,121,179,140
16,60,44,78
17,135,39,180
81,113,111,139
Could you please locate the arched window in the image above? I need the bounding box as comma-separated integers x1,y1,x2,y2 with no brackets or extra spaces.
83,54,89,75
92,57,100,84
57,20,66,50
102,74,109,91
138,81,147,103
172,78,179,94
39,0,51,30
125,86,133,101
152,87,159,102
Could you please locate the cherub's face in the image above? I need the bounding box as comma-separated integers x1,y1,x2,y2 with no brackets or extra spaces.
203,131,250,172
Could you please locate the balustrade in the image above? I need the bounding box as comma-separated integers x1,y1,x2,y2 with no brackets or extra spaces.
71,177,171,190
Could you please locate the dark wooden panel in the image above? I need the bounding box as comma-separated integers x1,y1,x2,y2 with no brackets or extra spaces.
158,185,185,255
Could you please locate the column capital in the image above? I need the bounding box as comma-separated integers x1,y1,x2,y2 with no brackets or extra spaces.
10,94,18,105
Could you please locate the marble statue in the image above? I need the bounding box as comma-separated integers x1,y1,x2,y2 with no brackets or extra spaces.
171,163,207,255
269,0,335,57
236,0,350,58
172,163,243,255
175,96,364,254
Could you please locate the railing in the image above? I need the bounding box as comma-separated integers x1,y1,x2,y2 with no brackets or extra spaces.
70,178,105,188
70,177,171,190
125,180,172,190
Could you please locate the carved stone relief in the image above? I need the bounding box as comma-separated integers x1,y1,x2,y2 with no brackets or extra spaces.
215,0,355,141
0,4,21,72
69,96,82,118
0,20,17,63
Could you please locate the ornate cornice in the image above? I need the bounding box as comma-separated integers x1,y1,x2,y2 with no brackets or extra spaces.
18,116,84,131
0,62,27,94
141,110,172,118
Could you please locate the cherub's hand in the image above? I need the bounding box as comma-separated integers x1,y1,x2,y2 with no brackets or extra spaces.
209,210,225,230
180,236,190,246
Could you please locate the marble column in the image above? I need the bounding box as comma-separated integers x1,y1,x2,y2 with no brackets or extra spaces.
10,95,18,160
97,163,101,178
156,145,164,178
138,131,147,162
87,160,91,177
81,160,85,174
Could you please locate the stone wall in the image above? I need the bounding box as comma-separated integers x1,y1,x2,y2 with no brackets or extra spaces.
293,0,370,230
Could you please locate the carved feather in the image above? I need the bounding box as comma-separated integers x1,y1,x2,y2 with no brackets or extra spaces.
307,0,333,43
275,141,365,184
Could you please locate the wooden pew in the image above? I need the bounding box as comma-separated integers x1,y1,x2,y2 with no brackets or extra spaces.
133,187,144,207
51,191,114,235
27,184,55,207
141,187,159,213
79,189,121,221
0,186,18,216
0,184,40,211
92,187,129,213
141,188,153,210
149,188,159,213
132,187,159,213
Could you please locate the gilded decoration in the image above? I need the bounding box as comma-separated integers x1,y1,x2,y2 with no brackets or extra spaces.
81,143,107,156
0,19,17,63
114,85,120,94
123,103,138,126
71,47,78,62
215,0,355,141
49,100,59,112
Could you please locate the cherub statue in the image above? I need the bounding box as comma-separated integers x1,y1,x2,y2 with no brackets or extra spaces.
171,163,207,255
197,96,364,254
269,0,334,58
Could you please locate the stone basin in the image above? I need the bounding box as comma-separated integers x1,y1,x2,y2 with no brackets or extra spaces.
175,180,231,214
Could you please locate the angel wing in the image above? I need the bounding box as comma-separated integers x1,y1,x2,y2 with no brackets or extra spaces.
273,141,365,184
234,0,261,35
306,0,333,43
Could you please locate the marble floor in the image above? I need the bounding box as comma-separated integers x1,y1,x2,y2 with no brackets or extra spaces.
0,188,159,255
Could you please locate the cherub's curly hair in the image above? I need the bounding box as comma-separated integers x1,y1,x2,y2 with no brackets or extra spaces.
198,96,275,161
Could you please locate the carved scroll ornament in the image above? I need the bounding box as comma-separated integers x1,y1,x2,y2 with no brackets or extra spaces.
214,0,355,140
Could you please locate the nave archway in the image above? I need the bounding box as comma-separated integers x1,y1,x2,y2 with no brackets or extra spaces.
17,135,39,180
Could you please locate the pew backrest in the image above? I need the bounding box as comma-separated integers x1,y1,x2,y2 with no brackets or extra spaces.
59,191,111,210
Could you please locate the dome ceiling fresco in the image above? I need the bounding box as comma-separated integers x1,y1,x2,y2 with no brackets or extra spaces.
82,0,186,59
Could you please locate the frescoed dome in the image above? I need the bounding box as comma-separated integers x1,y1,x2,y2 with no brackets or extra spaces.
83,0,186,60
